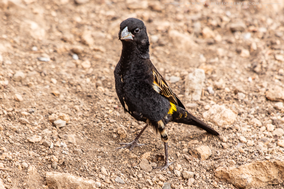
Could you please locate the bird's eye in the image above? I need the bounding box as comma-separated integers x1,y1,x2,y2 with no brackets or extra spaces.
134,28,140,34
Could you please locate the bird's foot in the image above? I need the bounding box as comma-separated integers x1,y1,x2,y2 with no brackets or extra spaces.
158,161,175,171
116,140,145,151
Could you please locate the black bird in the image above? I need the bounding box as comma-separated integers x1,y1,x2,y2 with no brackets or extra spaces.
114,18,219,170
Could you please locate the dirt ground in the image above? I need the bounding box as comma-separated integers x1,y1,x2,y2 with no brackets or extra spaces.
0,0,284,188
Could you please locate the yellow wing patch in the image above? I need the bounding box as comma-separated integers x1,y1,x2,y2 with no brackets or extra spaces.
168,102,177,114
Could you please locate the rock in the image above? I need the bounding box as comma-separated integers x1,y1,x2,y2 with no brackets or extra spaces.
185,69,205,101
46,172,96,188
28,166,41,189
140,158,152,172
237,92,246,100
53,119,66,128
273,128,284,137
14,71,25,81
117,126,127,139
14,94,23,102
0,178,4,189
266,86,284,101
37,57,50,62
58,113,70,123
81,30,94,46
214,79,225,89
168,30,198,51
191,145,212,160
278,140,284,147
81,60,91,69
229,21,246,32
250,118,262,127
162,182,171,189
207,86,214,94
150,35,159,43
27,135,42,143
239,136,247,143
240,49,250,57
140,151,151,160
174,170,181,177
273,102,284,110
115,176,125,184
126,0,148,9
275,54,284,62
24,20,46,40
188,178,195,186
266,124,275,132
215,160,284,188
22,162,29,169
149,1,164,12
71,46,84,54
75,0,89,4
182,171,194,179
66,134,76,144
72,54,79,60
51,90,60,96
203,105,237,128
19,117,30,125
101,167,108,175
169,76,180,83
202,27,215,39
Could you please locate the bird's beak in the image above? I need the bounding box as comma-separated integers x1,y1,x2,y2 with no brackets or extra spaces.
120,26,133,41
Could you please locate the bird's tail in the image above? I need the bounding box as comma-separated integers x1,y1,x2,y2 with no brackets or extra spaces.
172,106,219,136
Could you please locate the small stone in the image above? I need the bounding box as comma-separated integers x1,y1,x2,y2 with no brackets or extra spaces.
202,27,215,39
277,140,284,147
185,69,205,101
81,60,91,69
186,103,198,109
240,49,250,57
32,46,38,51
239,136,247,143
162,182,171,189
27,135,42,143
273,128,284,137
207,86,214,94
169,76,180,83
126,0,148,9
266,124,275,132
250,118,262,127
140,151,151,160
191,145,212,160
71,46,84,54
275,54,284,62
273,102,284,110
19,117,30,125
81,30,94,46
37,57,50,62
14,94,23,102
182,171,194,179
101,167,108,175
203,105,237,128
266,86,284,102
58,113,70,123
115,176,125,184
214,79,225,89
51,90,60,96
14,71,25,81
51,161,57,169
140,158,152,172
72,54,79,60
66,134,76,144
22,162,29,169
174,170,181,177
53,119,66,128
51,78,57,84
229,21,246,32
150,35,159,43
95,182,101,188
117,126,127,139
188,178,195,186
49,114,58,122
75,0,89,4
237,92,246,100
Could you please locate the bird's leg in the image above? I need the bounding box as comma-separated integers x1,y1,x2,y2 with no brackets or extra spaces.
160,142,174,170
117,124,148,151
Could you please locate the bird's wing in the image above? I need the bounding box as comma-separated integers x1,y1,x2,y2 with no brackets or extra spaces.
151,64,185,109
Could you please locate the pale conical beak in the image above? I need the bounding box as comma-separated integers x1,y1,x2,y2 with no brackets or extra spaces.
120,26,133,41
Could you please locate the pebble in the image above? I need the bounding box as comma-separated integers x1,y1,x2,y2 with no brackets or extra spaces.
229,21,246,32
237,92,246,100
182,171,194,179
240,49,250,57
75,0,89,4
191,145,212,160
202,27,215,39
27,135,42,143
207,86,214,94
250,118,262,127
13,71,25,81
239,136,247,143
72,54,79,60
174,170,181,177
272,128,284,137
95,182,102,188
275,54,284,62
266,86,284,102
14,94,23,102
186,103,198,109
19,117,30,125
185,69,205,101
81,60,91,69
32,46,38,51
273,102,284,110
53,119,66,128
37,57,50,62
58,113,70,123
140,158,152,172
101,167,108,175
150,35,159,43
188,178,195,186
162,182,171,189
51,78,57,84
22,162,29,169
51,161,57,169
126,0,148,9
266,124,275,132
169,76,180,83
277,140,284,147
51,90,60,96
115,176,125,184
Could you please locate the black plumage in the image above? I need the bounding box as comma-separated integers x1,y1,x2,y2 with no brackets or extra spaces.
114,18,219,170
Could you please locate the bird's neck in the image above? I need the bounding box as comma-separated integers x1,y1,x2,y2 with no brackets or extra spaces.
121,42,150,63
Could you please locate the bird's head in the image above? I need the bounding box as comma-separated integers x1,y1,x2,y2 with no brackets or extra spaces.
119,18,149,51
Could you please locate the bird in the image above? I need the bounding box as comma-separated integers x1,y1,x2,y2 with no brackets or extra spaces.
114,18,219,170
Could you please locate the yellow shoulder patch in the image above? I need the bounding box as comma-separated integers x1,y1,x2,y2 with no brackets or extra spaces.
168,102,177,114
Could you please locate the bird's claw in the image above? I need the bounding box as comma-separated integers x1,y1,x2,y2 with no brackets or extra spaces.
157,161,175,171
116,141,145,151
